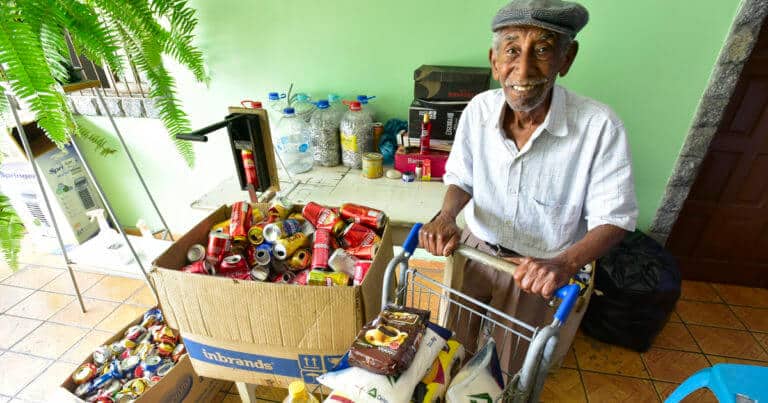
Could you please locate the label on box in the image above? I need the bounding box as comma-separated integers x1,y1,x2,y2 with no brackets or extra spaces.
184,337,343,384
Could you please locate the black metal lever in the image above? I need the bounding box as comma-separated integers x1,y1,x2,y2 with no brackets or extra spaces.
175,116,241,141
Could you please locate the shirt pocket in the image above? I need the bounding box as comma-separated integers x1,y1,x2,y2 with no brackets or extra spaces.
517,196,580,255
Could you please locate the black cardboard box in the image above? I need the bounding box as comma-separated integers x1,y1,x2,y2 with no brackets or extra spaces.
414,65,491,101
408,99,468,143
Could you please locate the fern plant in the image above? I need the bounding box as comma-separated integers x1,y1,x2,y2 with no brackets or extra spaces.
0,0,209,269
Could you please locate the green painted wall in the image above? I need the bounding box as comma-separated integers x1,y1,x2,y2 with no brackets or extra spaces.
79,0,742,232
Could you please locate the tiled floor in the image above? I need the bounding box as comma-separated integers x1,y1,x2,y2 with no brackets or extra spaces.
1,257,767,402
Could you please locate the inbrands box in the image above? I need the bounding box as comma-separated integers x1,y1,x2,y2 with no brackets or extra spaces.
408,98,468,144
414,65,491,101
59,308,226,402
150,204,394,387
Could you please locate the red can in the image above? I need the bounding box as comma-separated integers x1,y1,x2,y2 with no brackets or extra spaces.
293,269,310,285
340,203,386,231
245,245,258,267
345,244,378,260
206,232,231,263
241,150,259,187
181,259,213,275
312,229,332,270
226,270,252,280
219,254,248,274
302,202,345,235
229,201,253,239
271,271,295,284
353,260,373,286
340,222,381,248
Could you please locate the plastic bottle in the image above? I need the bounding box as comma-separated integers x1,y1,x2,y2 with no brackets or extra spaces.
267,92,287,131
327,93,346,121
283,381,319,403
340,101,374,168
293,93,316,123
309,100,340,167
356,95,376,122
275,107,313,174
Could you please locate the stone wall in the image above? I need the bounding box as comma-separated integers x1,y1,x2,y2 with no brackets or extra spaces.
648,0,768,245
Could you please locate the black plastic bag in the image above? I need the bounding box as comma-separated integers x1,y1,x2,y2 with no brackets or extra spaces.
581,230,681,352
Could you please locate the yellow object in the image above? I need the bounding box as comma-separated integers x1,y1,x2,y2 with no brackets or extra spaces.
423,113,430,124
341,132,357,152
212,219,230,233
419,339,465,402
362,152,384,179
284,381,319,403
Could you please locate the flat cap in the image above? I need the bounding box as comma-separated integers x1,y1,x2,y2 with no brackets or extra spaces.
492,0,589,38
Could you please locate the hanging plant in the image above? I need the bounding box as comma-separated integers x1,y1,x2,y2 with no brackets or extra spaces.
0,0,209,268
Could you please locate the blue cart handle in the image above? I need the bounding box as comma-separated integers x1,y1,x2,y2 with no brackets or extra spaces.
553,283,581,325
403,223,423,255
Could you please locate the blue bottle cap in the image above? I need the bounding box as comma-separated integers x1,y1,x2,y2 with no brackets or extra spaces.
357,95,368,104
316,100,330,109
283,107,295,115
268,92,280,100
328,94,341,102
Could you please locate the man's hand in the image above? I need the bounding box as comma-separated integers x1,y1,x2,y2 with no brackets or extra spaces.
419,213,461,257
506,256,577,299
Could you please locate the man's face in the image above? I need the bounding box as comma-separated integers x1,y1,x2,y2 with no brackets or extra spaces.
490,26,577,113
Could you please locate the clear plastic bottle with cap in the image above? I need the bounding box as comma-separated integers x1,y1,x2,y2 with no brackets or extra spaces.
293,93,316,123
327,93,346,121
309,100,340,167
275,107,313,174
356,95,376,122
282,381,319,403
340,100,374,168
267,92,287,130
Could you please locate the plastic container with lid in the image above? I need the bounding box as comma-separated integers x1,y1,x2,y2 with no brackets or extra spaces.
293,93,316,123
275,107,313,174
339,101,374,168
267,92,287,131
309,100,340,166
282,381,319,403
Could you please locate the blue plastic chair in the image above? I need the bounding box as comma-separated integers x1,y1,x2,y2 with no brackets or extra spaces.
665,363,768,403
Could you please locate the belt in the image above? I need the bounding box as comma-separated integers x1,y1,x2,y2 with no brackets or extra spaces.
483,241,520,257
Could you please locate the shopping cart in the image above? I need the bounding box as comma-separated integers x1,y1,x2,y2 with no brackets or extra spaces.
380,223,583,403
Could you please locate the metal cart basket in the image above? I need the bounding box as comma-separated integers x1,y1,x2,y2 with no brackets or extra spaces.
379,223,585,403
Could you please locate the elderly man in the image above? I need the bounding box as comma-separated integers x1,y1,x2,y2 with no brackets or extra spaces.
418,0,638,371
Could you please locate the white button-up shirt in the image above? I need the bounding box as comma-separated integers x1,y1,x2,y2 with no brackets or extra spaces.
444,85,638,259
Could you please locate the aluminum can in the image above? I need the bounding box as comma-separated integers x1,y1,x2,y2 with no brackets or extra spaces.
268,197,294,220
141,309,163,328
340,203,386,230
157,342,176,357
273,233,309,260
250,265,269,281
119,349,131,360
72,363,98,384
328,248,359,277
345,243,378,260
93,345,113,366
308,270,350,286
288,248,311,270
302,202,345,234
74,381,96,397
353,260,373,286
263,219,302,242
229,201,253,239
241,149,259,187
255,243,272,265
206,232,231,263
120,338,136,351
135,341,155,361
293,269,310,285
171,343,186,362
157,361,175,377
120,355,140,375
101,378,122,396
288,212,305,222
251,206,266,224
219,254,248,274
125,378,150,396
248,226,264,245
311,229,332,270
124,325,147,342
229,238,249,257
211,219,230,234
186,244,206,263
340,222,381,248
181,259,213,275
142,355,163,375
361,152,383,179
271,271,296,284
109,342,126,356
152,325,177,345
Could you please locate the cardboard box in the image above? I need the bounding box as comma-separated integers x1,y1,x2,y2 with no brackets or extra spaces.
150,204,394,387
408,99,468,144
59,308,226,402
414,65,491,101
394,147,449,180
5,122,103,244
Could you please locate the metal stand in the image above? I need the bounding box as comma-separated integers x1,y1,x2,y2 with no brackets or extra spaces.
3,82,164,309
5,93,87,313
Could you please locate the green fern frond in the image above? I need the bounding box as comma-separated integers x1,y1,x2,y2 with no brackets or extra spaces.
0,3,70,146
73,117,118,157
0,192,25,270
58,0,124,75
